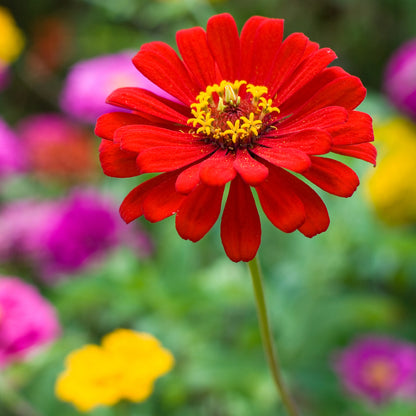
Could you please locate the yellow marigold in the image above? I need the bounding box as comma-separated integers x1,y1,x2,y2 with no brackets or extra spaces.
0,7,24,64
55,329,174,412
365,117,416,225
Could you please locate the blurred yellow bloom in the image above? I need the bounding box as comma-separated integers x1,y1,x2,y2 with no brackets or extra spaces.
55,329,174,412
0,7,24,64
365,117,416,225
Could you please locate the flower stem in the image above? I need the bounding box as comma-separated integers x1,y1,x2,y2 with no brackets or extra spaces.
247,256,299,416
0,375,44,416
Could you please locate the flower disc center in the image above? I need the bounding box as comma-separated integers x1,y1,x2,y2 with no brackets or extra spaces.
362,359,398,390
188,80,280,150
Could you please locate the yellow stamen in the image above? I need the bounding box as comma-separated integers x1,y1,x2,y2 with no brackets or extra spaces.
187,80,280,149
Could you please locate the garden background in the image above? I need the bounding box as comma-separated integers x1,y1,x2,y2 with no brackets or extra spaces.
1,0,416,415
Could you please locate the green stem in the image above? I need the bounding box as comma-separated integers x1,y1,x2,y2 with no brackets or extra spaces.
248,256,299,416
0,375,43,416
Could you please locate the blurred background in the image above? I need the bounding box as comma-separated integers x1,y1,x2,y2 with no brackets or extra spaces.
0,0,416,415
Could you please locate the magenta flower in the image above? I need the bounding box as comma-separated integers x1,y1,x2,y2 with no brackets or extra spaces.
60,52,178,124
0,118,27,177
0,190,153,282
334,335,416,405
0,276,60,367
384,39,416,121
17,113,98,183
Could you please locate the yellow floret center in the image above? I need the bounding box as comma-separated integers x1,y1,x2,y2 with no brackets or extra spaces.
362,359,397,390
188,80,280,150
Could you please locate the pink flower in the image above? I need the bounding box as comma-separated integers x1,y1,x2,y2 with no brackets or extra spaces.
0,277,60,367
0,118,27,177
333,335,416,405
0,189,153,282
60,52,177,124
17,113,98,184
384,39,416,121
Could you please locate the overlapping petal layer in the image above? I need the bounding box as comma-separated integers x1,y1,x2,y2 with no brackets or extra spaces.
96,13,376,262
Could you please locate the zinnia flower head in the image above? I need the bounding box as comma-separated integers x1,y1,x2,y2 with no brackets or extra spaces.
96,13,376,262
0,118,27,178
0,189,153,282
55,329,174,412
384,39,416,121
365,117,416,225
17,113,98,184
60,52,177,124
333,335,416,405
0,276,60,367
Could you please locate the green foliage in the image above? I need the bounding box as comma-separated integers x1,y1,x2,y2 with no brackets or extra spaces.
1,0,416,415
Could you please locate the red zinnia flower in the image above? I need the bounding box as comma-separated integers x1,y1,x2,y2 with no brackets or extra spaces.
96,13,376,262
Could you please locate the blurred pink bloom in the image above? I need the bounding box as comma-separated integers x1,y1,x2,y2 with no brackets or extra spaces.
60,52,178,124
0,117,27,177
17,113,98,184
334,335,416,405
0,276,60,367
384,39,416,121
0,189,153,282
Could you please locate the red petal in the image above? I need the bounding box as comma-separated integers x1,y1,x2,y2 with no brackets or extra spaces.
142,174,187,222
240,17,284,84
331,142,377,165
199,150,237,186
279,66,349,116
106,88,189,125
175,184,224,242
99,139,140,178
260,129,332,155
221,177,261,262
133,41,199,105
330,111,374,145
291,75,367,117
267,33,309,97
255,167,306,233
265,165,329,237
240,16,267,80
303,39,320,57
251,146,311,172
278,106,348,134
302,156,360,197
119,172,177,223
95,112,152,140
207,13,241,81
233,149,269,185
115,125,196,152
175,163,202,193
275,47,337,106
176,27,218,90
137,144,214,173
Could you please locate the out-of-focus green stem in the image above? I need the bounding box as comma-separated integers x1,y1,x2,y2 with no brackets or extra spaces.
0,375,43,416
248,256,299,416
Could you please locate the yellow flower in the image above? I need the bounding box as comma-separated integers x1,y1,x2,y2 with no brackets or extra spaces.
55,329,174,412
0,7,24,64
365,117,416,225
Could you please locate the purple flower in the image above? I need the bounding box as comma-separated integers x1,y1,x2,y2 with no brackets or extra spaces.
384,39,416,121
60,52,178,124
333,335,416,405
0,189,153,282
0,276,60,367
44,189,120,274
0,118,27,177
